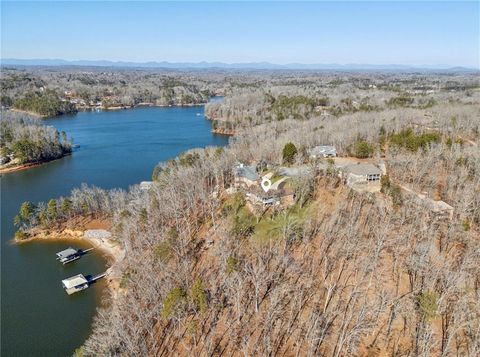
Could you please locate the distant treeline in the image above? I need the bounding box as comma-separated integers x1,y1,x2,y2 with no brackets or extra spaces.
1,68,215,115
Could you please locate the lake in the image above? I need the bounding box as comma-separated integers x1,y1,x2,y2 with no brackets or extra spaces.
1,105,228,356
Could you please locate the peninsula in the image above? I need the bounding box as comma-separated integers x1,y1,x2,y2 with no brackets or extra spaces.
0,113,72,173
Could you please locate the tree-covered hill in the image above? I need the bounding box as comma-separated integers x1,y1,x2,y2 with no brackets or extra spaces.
13,90,77,117
0,112,72,165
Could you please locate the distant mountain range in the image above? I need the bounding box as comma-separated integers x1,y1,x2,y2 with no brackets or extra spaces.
1,58,477,72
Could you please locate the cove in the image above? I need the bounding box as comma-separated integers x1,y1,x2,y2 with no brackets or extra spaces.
1,105,228,356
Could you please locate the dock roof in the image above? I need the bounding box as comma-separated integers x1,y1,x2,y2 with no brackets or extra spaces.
56,247,78,259
62,274,88,289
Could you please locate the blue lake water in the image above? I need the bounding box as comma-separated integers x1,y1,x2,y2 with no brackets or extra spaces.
1,105,228,356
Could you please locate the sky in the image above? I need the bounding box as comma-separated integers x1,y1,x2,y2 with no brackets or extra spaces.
1,1,479,67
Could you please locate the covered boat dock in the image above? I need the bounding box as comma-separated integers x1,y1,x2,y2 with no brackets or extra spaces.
62,274,89,295
56,247,93,264
61,272,107,295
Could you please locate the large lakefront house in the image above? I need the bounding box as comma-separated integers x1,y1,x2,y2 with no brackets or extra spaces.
232,163,295,209
342,163,383,188
233,163,260,188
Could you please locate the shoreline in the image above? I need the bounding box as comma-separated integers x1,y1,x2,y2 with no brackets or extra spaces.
0,153,72,174
76,102,206,112
9,107,77,118
15,222,125,299
212,128,235,136
7,102,206,119
9,108,47,118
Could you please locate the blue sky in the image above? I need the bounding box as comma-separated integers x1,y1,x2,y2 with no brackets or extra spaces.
1,1,478,67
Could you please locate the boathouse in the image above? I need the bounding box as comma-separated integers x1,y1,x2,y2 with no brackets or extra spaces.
56,247,93,264
56,247,78,263
62,274,89,295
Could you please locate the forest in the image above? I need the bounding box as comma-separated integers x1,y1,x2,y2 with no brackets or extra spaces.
11,68,480,356
13,89,77,117
0,112,72,167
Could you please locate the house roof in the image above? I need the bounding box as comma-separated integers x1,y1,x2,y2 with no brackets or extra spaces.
309,145,337,155
278,166,311,177
140,181,153,190
343,163,382,176
234,164,259,181
62,274,88,289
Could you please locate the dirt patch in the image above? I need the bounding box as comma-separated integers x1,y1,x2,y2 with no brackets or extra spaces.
84,219,112,230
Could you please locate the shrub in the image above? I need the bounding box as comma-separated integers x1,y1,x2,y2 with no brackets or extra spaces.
38,209,48,228
119,272,131,288
389,184,403,207
186,320,198,336
161,287,187,319
380,175,391,193
190,279,208,313
389,128,441,152
47,199,57,220
282,142,298,164
152,164,164,181
417,290,438,321
14,201,35,228
381,175,403,206
60,199,72,217
222,192,245,216
354,140,374,158
168,227,179,240
154,240,172,262
226,256,238,274
139,208,148,225
1,95,13,107
252,204,308,244
73,347,85,357
14,230,27,240
387,95,414,107
179,152,200,167
231,207,256,237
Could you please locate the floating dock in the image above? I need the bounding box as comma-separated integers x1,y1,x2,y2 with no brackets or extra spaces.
56,247,93,264
61,272,107,295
